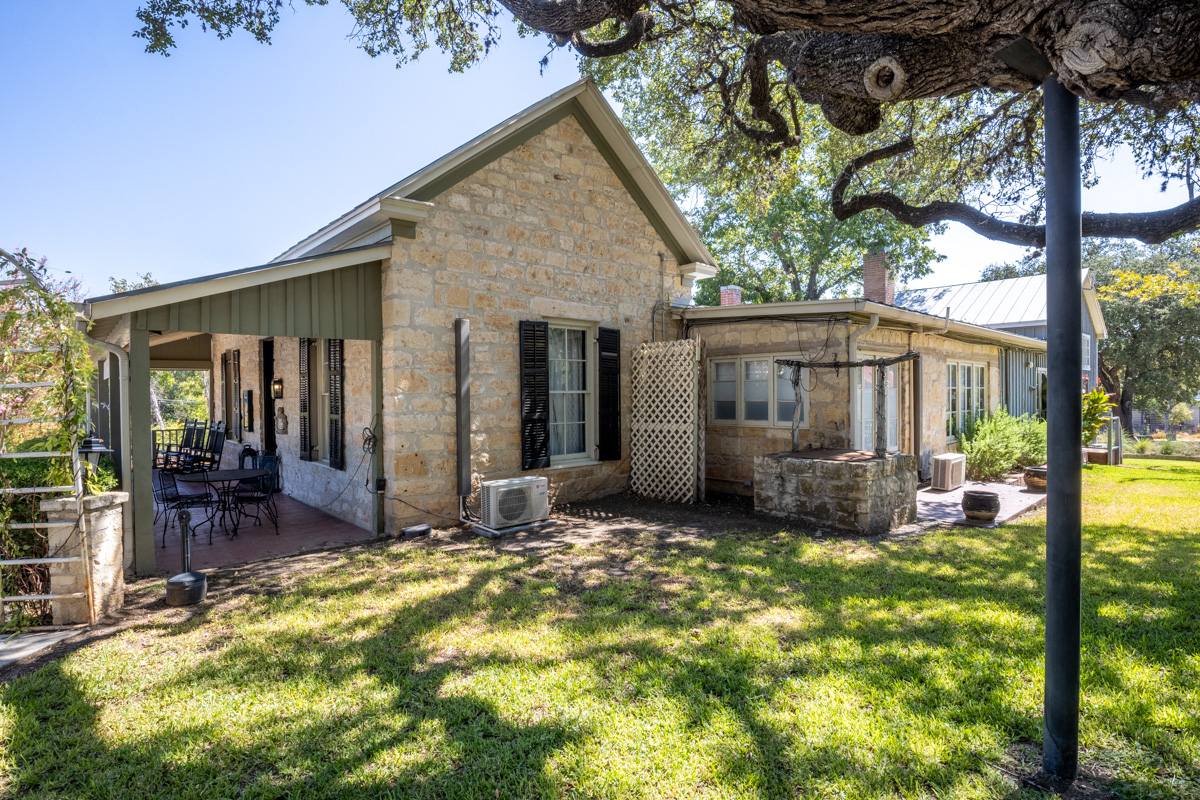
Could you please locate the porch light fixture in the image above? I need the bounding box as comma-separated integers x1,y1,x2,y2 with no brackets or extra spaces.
77,436,112,467
271,378,284,399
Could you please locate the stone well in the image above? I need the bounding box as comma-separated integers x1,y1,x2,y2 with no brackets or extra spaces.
753,449,917,534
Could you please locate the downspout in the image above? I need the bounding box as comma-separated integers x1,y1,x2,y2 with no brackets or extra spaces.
847,313,879,362
79,308,133,562
908,328,924,481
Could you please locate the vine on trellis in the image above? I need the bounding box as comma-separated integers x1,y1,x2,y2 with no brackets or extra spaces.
1,247,96,623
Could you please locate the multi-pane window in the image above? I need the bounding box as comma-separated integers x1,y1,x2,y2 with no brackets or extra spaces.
1082,333,1092,370
709,355,808,428
549,326,588,458
946,361,987,438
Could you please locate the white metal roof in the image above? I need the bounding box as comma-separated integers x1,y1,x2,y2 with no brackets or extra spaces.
895,269,1107,338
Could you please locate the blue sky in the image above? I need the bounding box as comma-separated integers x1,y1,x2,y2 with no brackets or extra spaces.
1,2,1187,296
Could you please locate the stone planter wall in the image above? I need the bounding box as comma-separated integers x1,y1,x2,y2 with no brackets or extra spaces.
754,452,917,534
39,491,128,625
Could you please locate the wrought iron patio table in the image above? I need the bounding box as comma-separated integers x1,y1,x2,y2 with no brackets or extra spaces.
176,469,270,538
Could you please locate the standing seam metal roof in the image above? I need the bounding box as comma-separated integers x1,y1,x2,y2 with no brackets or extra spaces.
894,272,1084,328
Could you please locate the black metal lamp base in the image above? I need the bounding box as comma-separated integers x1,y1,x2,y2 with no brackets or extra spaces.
166,509,208,607
166,571,208,606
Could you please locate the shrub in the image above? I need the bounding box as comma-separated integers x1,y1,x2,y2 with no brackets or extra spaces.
960,411,1021,481
1160,440,1177,455
1151,429,1167,440
1012,415,1048,468
1082,388,1115,445
1130,435,1153,454
1169,402,1193,427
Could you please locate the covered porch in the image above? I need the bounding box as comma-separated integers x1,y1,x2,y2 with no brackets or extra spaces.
85,243,390,575
154,492,376,575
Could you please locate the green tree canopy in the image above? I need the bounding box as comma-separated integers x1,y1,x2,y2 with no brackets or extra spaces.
131,1,1200,247
1091,237,1200,432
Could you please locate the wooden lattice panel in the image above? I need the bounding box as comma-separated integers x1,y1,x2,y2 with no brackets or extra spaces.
630,339,703,503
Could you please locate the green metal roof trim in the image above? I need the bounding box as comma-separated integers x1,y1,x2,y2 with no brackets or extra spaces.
85,242,390,305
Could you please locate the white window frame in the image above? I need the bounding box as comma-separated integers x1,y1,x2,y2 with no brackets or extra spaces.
852,356,900,452
547,322,597,467
1082,333,1092,370
946,360,987,441
708,354,810,429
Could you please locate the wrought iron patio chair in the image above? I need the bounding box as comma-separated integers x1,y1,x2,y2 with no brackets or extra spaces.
155,469,216,546
233,452,279,534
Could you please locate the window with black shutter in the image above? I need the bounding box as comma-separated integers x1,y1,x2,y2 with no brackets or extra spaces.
597,327,621,461
298,337,311,461
519,321,550,470
327,338,345,470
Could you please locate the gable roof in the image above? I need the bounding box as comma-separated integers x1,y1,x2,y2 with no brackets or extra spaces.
272,78,717,272
895,269,1107,339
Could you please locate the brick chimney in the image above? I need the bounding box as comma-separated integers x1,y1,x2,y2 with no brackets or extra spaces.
719,285,743,306
862,250,895,305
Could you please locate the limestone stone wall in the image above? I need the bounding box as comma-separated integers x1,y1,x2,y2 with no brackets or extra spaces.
754,452,916,534
210,334,376,530
695,319,1000,495
381,115,691,529
41,491,128,624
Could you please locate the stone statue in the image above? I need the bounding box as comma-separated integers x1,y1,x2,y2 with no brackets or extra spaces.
274,407,288,435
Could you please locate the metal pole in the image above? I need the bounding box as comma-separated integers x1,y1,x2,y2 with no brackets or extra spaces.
1043,74,1083,782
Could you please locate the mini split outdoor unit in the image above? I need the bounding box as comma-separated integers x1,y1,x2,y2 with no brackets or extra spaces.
480,476,550,529
931,453,967,491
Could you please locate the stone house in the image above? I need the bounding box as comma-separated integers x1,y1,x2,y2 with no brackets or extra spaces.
679,254,1049,495
896,269,1108,417
84,80,716,573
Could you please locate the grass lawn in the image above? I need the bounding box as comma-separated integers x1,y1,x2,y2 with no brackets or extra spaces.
2,462,1197,799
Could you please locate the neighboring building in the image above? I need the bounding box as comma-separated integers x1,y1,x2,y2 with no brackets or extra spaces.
85,80,717,573
678,253,1048,493
895,269,1108,417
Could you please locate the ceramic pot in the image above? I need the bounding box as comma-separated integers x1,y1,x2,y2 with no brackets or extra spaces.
1024,466,1048,492
962,490,1000,522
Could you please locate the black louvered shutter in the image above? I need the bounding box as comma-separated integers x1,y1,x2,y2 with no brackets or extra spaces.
519,321,550,470
298,338,311,461
597,327,621,461
232,350,242,442
328,338,345,470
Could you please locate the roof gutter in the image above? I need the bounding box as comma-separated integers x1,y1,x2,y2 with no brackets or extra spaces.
676,299,1046,351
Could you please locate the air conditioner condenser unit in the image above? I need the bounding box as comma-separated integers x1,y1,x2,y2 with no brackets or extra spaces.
931,453,966,491
480,476,550,530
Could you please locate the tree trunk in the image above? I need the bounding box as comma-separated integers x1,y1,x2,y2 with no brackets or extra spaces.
149,378,166,430
805,260,820,300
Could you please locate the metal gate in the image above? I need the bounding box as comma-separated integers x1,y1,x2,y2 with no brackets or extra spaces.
630,339,704,503
0,250,94,625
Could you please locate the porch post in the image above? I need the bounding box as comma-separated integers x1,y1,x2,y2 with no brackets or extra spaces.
129,327,157,575
372,339,385,536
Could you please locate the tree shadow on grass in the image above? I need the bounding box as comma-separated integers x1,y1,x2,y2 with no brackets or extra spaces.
2,517,1196,799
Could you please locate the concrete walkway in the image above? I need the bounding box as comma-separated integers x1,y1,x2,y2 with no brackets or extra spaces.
917,480,1046,527
0,628,84,669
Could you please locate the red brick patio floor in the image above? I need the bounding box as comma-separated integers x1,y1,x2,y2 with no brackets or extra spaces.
154,492,377,575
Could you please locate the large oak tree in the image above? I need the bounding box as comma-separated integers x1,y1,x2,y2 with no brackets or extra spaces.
134,1,1200,246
